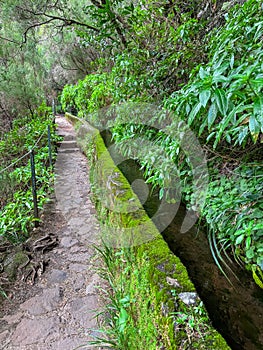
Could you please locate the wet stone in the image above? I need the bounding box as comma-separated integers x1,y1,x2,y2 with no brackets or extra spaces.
69,296,98,328
73,274,85,291
86,274,101,295
3,312,24,325
49,337,87,350
70,245,88,253
0,117,105,350
0,330,9,344
69,253,91,263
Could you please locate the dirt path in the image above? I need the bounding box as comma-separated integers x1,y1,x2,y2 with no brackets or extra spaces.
0,116,107,350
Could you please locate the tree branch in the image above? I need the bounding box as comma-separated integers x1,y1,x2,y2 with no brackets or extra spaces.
0,35,20,45
16,5,100,32
22,18,58,44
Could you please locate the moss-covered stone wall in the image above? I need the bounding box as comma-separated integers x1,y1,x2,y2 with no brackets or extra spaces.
65,112,230,349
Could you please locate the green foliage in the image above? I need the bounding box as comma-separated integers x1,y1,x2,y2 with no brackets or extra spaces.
0,24,49,126
203,164,263,272
0,105,58,242
61,0,263,289
60,0,206,115
61,73,113,119
70,114,229,349
171,300,211,345
164,0,263,148
111,122,190,200
0,104,53,160
92,246,159,349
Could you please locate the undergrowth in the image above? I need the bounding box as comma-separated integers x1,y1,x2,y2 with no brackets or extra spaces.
0,103,60,243
92,240,228,349
91,244,160,349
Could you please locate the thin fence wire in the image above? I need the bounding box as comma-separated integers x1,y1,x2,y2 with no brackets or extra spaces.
0,131,45,175
0,125,54,229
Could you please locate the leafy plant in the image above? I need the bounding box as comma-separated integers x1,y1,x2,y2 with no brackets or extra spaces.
164,0,263,148
0,105,58,242
202,164,263,277
171,300,210,344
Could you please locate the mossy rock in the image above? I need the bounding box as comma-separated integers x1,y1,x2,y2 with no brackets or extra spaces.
3,249,28,280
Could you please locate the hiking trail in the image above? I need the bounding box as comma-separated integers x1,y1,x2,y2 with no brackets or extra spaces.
0,116,106,350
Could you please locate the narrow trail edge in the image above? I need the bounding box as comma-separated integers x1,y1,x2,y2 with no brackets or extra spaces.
0,116,107,350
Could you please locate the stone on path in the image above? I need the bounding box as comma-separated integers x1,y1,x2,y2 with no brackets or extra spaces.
0,116,107,350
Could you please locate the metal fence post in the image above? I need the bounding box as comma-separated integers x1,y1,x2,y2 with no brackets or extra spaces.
30,150,39,227
48,125,52,168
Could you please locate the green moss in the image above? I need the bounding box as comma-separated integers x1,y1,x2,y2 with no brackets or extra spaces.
66,113,230,349
4,250,28,280
203,331,231,349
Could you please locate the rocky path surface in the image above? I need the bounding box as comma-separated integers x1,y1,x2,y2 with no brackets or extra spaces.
0,116,106,350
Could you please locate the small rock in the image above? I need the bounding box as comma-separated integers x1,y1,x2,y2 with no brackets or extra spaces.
178,292,198,305
3,312,24,325
50,337,87,350
70,245,87,253
69,296,98,327
3,251,29,280
86,274,101,295
0,330,9,344
69,253,90,263
166,277,181,288
156,263,166,272
73,275,85,291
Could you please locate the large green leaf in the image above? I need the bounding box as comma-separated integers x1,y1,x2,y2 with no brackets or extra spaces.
188,102,202,126
238,126,249,145
199,89,211,108
253,96,263,116
214,88,228,116
199,67,210,80
207,102,218,130
249,115,261,142
253,96,263,132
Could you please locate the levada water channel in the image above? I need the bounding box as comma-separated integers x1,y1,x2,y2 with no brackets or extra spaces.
101,131,263,350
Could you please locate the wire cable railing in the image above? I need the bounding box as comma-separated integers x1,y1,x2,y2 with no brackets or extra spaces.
0,124,54,230
0,131,46,175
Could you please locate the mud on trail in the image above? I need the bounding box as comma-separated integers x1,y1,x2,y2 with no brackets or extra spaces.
0,116,107,350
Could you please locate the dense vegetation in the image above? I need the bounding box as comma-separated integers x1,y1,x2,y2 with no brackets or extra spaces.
0,0,262,346
60,0,263,286
0,104,58,243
